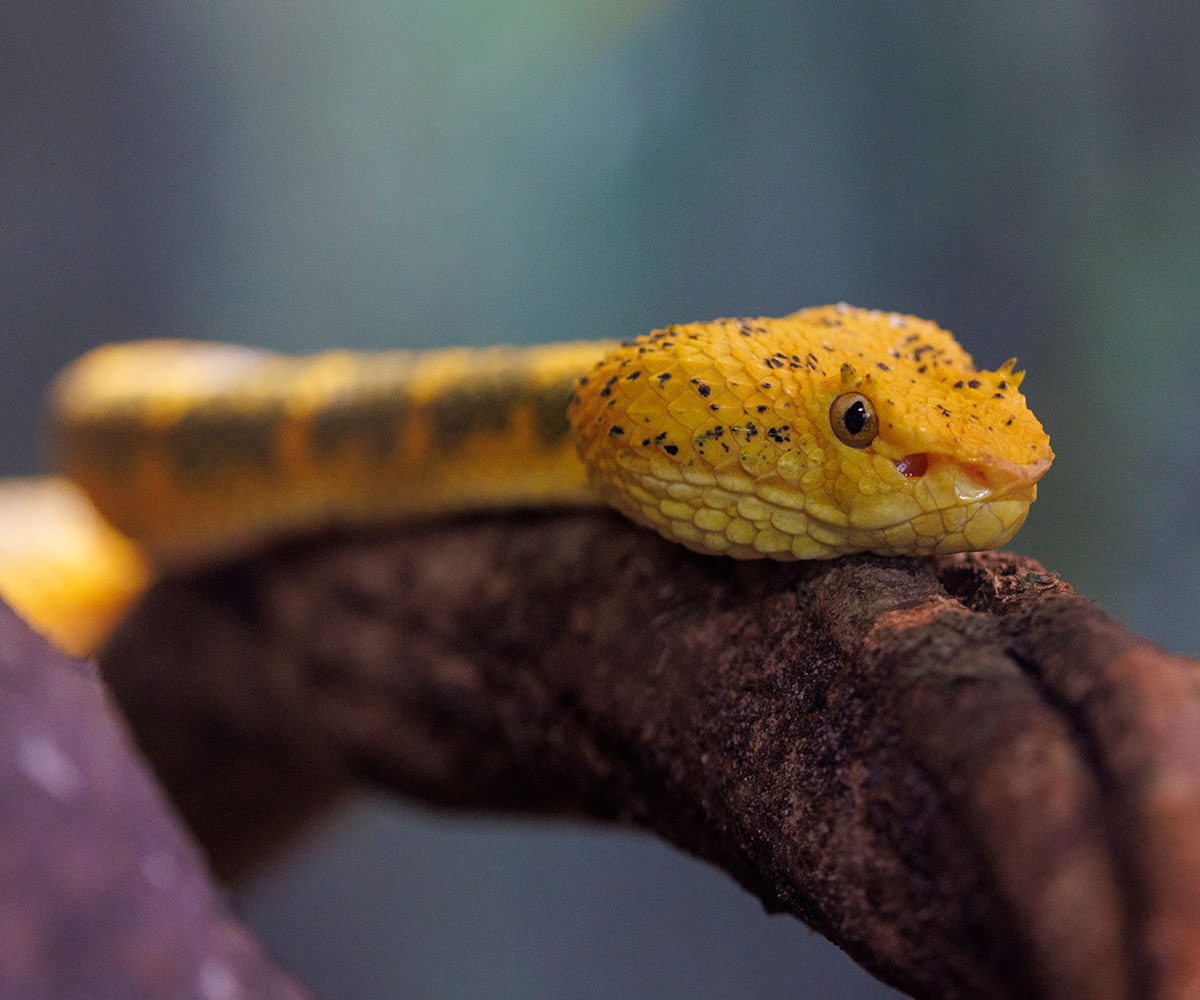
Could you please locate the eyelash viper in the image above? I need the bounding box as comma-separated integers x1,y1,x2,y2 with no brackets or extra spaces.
0,304,1052,655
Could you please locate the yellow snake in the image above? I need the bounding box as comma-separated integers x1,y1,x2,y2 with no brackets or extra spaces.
0,305,1052,656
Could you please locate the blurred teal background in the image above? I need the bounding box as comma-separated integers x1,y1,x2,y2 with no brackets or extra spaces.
3,0,1198,996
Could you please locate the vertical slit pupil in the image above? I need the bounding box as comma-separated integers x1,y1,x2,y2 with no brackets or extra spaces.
844,400,868,435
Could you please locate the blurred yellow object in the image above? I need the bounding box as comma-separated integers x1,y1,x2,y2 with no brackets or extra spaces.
0,477,149,657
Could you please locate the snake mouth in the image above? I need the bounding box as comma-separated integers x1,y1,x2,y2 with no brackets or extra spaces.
893,450,1051,494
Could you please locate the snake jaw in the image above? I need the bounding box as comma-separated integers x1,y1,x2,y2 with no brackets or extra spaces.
858,449,1052,553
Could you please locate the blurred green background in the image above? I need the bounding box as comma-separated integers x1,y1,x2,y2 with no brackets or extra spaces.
3,0,1198,996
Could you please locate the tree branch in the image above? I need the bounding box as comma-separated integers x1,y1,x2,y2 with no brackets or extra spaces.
87,510,1200,1000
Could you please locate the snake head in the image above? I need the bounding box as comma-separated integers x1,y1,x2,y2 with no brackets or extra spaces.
570,305,1052,559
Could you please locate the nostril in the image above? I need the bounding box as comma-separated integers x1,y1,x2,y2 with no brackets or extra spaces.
893,452,929,478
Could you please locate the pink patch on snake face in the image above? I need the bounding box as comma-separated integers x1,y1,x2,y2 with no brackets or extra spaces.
893,453,929,478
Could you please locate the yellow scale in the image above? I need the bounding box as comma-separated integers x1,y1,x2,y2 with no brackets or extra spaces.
0,305,1052,657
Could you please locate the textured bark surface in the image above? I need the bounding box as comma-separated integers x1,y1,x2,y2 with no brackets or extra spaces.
0,601,312,1000
19,507,1200,999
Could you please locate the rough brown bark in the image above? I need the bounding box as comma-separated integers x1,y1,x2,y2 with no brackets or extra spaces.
72,509,1200,999
0,600,313,1000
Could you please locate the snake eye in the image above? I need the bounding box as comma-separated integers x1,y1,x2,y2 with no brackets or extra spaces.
830,393,879,449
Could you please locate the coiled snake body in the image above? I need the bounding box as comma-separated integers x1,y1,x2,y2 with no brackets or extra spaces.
1,304,1053,654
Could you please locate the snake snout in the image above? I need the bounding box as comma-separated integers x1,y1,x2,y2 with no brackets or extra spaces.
952,454,1051,501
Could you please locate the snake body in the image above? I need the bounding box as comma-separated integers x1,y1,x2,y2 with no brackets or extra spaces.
50,339,609,565
7,304,1053,654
